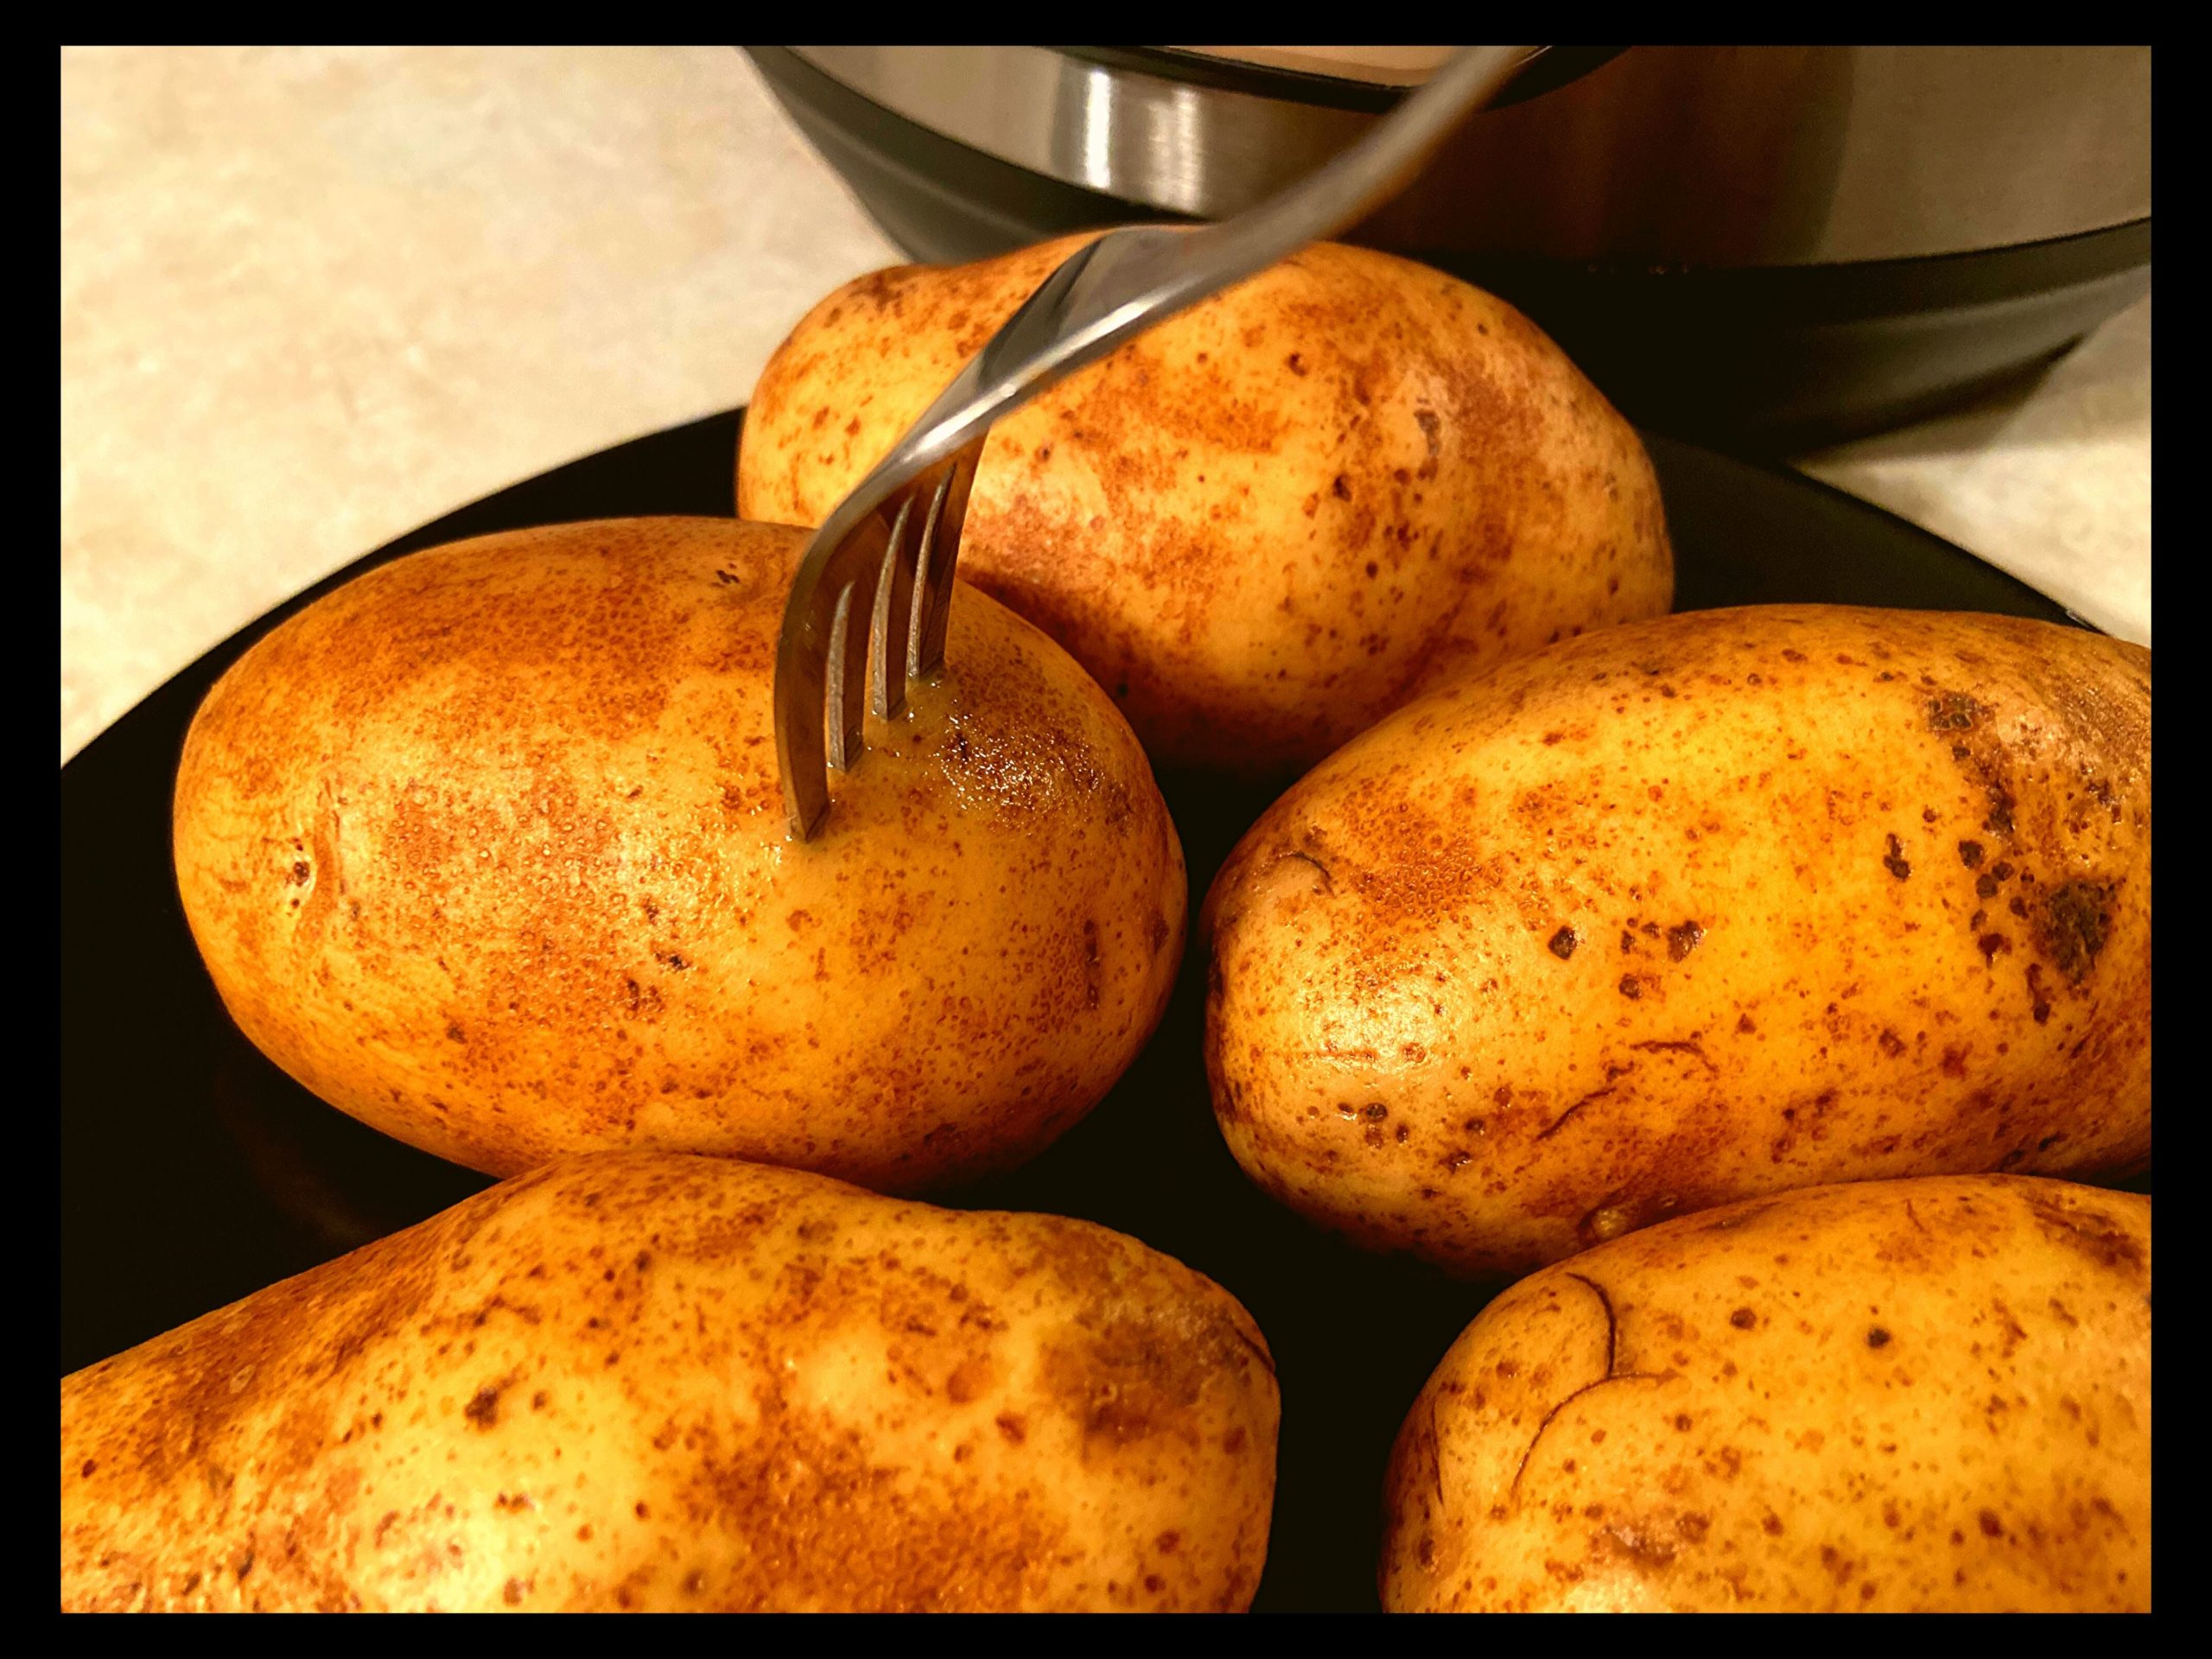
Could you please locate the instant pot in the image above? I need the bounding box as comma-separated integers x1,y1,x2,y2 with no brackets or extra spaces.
747,45,2151,448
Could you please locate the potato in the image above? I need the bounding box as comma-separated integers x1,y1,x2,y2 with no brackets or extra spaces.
173,518,1185,1190
61,1152,1281,1611
738,235,1671,778
1205,606,2150,1276
1380,1175,2151,1611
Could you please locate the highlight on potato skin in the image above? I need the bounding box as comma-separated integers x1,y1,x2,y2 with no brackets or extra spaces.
171,517,1186,1192
1380,1175,2151,1612
1204,606,2151,1276
61,1153,1281,1612
739,234,1672,779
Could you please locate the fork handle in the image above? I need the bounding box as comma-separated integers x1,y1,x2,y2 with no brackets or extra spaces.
881,45,1539,480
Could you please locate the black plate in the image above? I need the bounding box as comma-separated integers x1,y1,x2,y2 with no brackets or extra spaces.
60,410,2085,1612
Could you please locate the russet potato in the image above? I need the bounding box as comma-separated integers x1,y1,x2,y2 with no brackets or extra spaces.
738,235,1671,777
1380,1176,2151,1611
1205,607,2150,1275
62,1153,1281,1611
173,517,1185,1190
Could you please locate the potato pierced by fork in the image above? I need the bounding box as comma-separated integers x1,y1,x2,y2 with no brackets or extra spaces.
172,517,1185,1190
739,235,1672,779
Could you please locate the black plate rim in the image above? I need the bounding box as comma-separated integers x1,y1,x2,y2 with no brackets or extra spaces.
61,408,2097,787
1644,428,2101,632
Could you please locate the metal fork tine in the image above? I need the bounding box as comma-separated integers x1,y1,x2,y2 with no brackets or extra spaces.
821,581,858,773
908,442,982,679
903,467,952,680
824,550,881,774
871,495,917,721
777,570,837,841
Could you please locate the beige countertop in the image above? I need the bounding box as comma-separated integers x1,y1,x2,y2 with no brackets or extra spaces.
60,46,2152,765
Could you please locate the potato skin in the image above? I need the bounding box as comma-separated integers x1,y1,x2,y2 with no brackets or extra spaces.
738,235,1671,777
1380,1176,2151,1611
1205,607,2150,1275
61,1152,1280,1612
173,518,1185,1190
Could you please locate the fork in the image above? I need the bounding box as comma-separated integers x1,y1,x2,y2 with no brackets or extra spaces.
772,44,1539,840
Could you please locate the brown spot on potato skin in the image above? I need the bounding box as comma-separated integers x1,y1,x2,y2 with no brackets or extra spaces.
464,1383,505,1428
1926,693,1986,733
61,1154,1279,1612
172,519,1186,1193
2021,1189,2146,1277
1202,606,2150,1277
1594,1521,1676,1571
1382,1176,2151,1611
1040,1301,1267,1457
2037,882,2117,984
1882,836,1911,880
739,235,1672,779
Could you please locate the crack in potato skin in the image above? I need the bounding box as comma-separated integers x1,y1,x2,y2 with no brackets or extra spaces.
172,518,1185,1191
61,1154,1279,1612
1381,1176,2150,1612
738,236,1672,779
1203,606,2151,1276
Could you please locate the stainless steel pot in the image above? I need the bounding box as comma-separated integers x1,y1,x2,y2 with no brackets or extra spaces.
748,46,2153,445
785,46,2146,267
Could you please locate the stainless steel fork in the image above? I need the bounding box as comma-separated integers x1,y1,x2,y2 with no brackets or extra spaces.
772,44,1538,840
